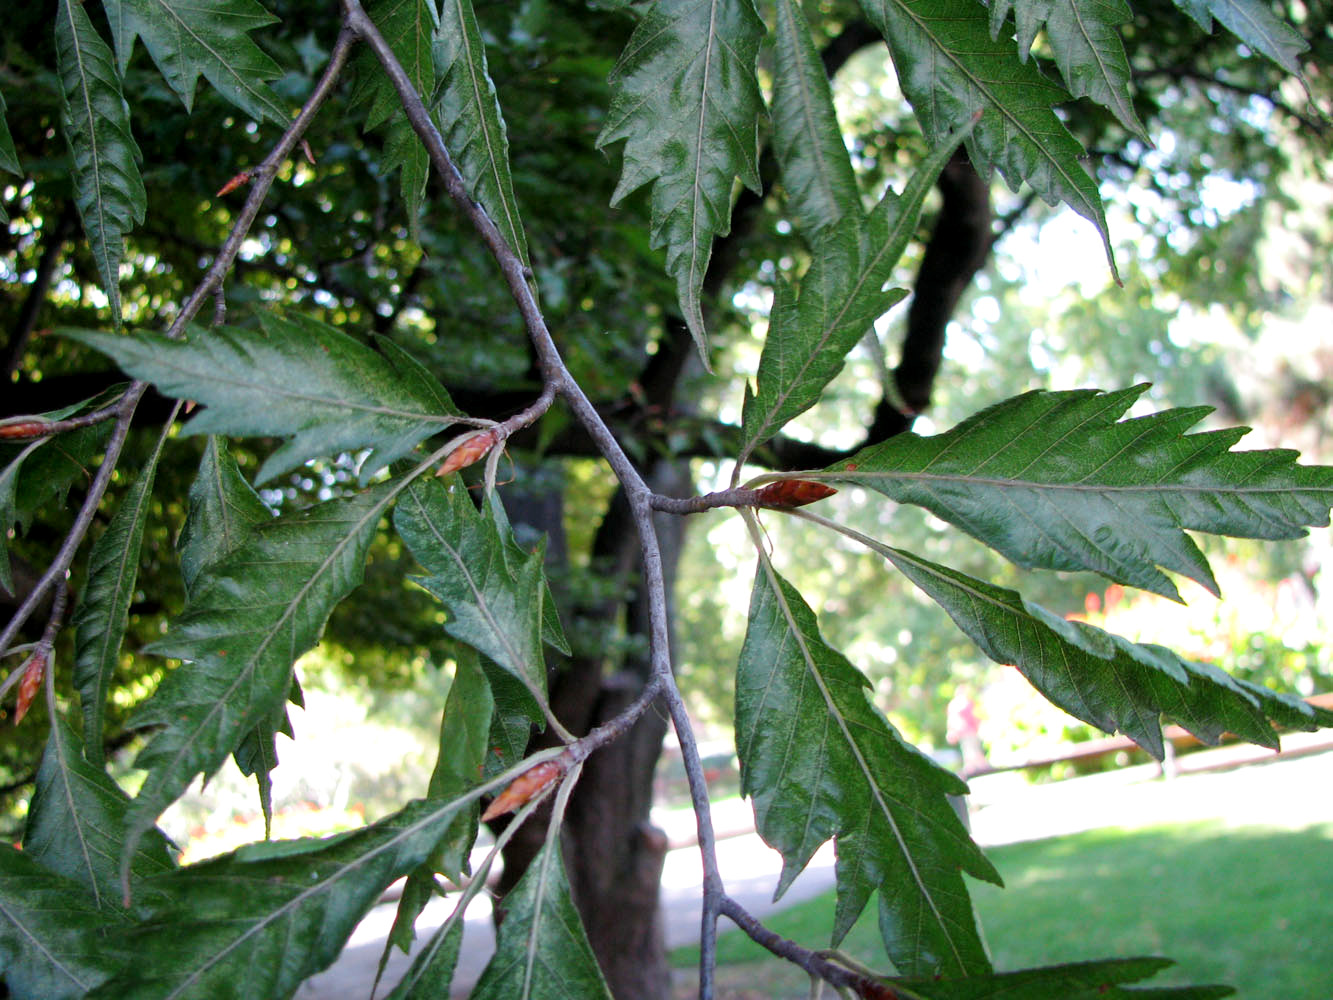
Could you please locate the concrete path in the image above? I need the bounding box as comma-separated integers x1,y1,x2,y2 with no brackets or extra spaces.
296,736,1333,1000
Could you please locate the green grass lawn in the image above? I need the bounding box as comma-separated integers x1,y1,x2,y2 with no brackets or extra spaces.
671,821,1333,999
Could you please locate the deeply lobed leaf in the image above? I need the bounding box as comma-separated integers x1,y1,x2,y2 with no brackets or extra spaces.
470,839,612,999
738,121,974,466
989,0,1146,139
874,544,1331,758
126,480,401,859
67,316,460,483
54,0,146,325
88,797,467,1000
395,477,552,717
1171,0,1309,77
855,0,1117,276
598,0,766,364
353,0,438,222
832,386,1333,601
737,560,998,978
101,0,288,124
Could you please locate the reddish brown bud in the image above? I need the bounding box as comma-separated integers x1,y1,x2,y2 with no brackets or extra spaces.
14,652,46,726
0,421,52,440
755,479,837,509
436,430,499,477
481,759,565,821
216,171,253,197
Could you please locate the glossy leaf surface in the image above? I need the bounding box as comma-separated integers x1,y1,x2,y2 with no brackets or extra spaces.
470,839,612,1000
886,956,1232,998
737,561,998,977
598,0,766,362
856,0,1116,274
101,0,288,124
67,317,459,482
126,480,400,854
88,797,466,1000
834,386,1333,601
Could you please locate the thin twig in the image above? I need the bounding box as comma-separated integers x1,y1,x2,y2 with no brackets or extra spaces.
0,29,358,658
718,895,901,999
344,4,729,992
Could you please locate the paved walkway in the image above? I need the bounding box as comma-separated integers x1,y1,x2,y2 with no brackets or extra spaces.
296,735,1333,1000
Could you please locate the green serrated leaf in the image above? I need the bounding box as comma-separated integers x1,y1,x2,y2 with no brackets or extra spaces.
71,420,169,766
1171,0,1308,77
0,441,42,595
23,718,176,913
434,0,531,265
87,797,467,1000
383,917,463,1000
871,543,1301,758
597,0,766,364
886,955,1233,999
737,559,997,978
990,0,1147,139
470,839,613,1000
738,120,974,464
125,479,401,859
0,90,21,224
65,316,460,483
772,0,861,237
486,491,571,656
101,0,288,125
395,477,550,717
178,437,287,833
0,843,129,999
54,0,146,327
481,656,545,779
832,386,1333,601
856,0,1117,278
353,0,438,223
178,437,273,599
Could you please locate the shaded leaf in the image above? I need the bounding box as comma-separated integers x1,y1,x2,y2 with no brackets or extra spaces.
101,0,288,124
126,480,401,858
395,477,550,717
738,121,974,464
886,955,1233,999
0,844,128,1000
87,797,466,1000
353,0,437,222
0,90,18,223
66,316,460,483
23,717,176,912
434,0,530,265
487,489,571,656
737,560,997,978
855,0,1116,275
1171,0,1308,76
178,437,272,599
598,0,766,363
870,543,1328,758
55,0,146,325
470,839,612,1000
989,0,1146,139
772,0,861,237
482,656,546,780
383,918,463,1000
833,386,1333,601
70,419,168,765
385,648,492,960
179,437,287,831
